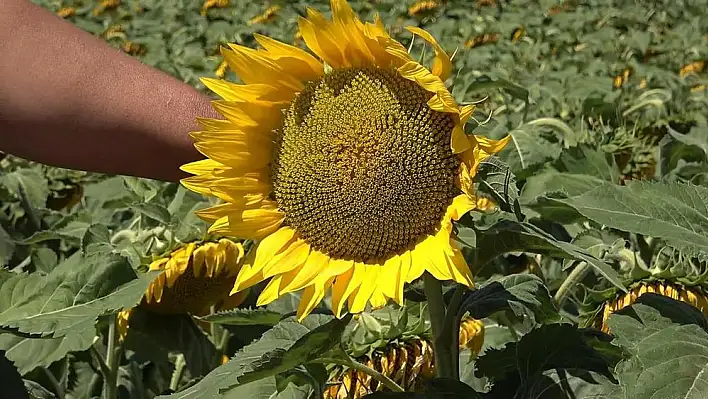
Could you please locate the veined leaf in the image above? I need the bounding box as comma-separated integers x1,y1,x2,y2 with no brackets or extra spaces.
475,156,520,214
475,324,616,397
559,181,708,257
0,224,14,267
0,252,156,337
469,220,625,291
197,308,283,326
0,169,49,209
459,274,559,324
606,294,708,398
0,328,94,375
159,315,340,399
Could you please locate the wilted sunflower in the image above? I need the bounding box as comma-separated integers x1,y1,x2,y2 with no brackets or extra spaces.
181,0,510,320
117,239,248,340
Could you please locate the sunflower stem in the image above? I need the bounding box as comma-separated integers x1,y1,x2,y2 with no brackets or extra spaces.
554,261,591,308
423,273,456,379
311,357,404,393
103,314,119,399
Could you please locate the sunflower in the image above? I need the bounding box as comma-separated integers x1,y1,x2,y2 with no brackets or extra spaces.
600,280,708,333
117,239,248,340
181,0,510,321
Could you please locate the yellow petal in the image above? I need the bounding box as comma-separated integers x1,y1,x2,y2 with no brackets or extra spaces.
222,45,303,91
254,33,323,79
200,79,291,104
349,265,381,313
253,227,298,273
331,267,355,318
262,239,311,278
298,13,346,67
209,202,285,240
379,255,401,300
297,277,335,321
180,159,226,176
406,26,452,81
256,276,282,306
280,250,330,293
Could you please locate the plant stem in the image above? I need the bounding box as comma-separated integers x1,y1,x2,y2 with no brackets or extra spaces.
311,357,404,393
41,367,65,399
554,261,591,308
103,314,119,399
169,354,186,392
444,285,467,377
423,272,456,379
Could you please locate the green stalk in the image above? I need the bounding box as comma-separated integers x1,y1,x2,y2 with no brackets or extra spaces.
423,273,456,379
102,314,119,399
554,261,591,308
311,357,404,393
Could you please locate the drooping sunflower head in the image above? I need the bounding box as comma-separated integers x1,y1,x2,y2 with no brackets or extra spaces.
142,238,248,315
182,0,510,320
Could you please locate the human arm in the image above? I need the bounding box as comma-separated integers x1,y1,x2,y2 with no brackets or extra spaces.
0,0,219,182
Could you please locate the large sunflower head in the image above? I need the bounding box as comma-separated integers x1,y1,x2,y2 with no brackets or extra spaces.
181,0,510,321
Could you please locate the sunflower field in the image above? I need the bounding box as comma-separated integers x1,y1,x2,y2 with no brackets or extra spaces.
2,0,708,398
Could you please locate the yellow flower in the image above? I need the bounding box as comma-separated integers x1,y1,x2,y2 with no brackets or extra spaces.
181,0,510,321
247,5,281,26
600,281,708,333
458,317,485,356
201,0,229,16
408,0,439,17
142,239,248,315
56,7,76,18
324,320,483,398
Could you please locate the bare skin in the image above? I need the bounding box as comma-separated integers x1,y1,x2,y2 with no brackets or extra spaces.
0,0,220,182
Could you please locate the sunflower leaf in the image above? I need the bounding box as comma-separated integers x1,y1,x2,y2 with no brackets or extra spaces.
0,329,94,375
558,181,708,258
476,156,521,216
459,274,559,324
475,324,617,397
159,314,340,399
0,252,157,337
605,294,708,398
197,308,283,326
469,220,626,291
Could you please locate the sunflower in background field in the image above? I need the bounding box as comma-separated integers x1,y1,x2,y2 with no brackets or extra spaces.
180,0,510,321
582,243,708,333
117,238,249,339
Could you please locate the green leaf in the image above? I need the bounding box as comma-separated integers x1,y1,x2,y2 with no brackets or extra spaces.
131,203,171,225
0,169,49,209
0,349,28,399
31,247,58,274
558,145,620,183
559,181,708,257
667,118,708,157
606,294,708,398
0,252,156,337
224,315,351,390
80,224,111,254
475,156,520,214
475,324,616,398
459,274,559,324
123,309,218,379
197,308,283,327
0,224,14,267
159,315,338,399
462,75,530,106
469,221,626,291
0,329,94,375
501,125,562,173
23,380,56,399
